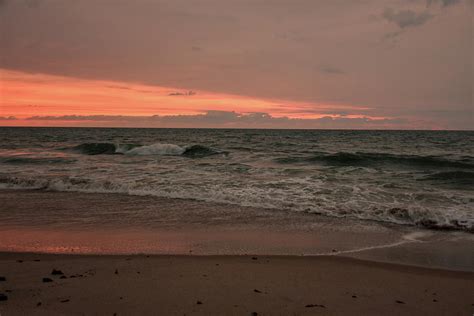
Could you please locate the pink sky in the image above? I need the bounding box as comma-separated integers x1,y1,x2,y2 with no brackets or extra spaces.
0,0,472,129
0,69,422,129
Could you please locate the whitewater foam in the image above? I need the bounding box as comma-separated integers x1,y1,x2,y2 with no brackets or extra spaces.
125,143,185,156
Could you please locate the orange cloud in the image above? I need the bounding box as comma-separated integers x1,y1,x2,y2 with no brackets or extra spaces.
0,69,380,127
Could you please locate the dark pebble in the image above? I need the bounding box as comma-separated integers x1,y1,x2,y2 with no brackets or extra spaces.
42,277,53,283
0,276,6,281
115,269,119,275
37,302,42,307
352,295,357,298
16,260,23,263
51,269,64,275
34,259,40,262
396,300,405,304
251,313,258,316
0,293,8,301
305,304,326,308
252,257,258,260
253,289,262,293
60,299,70,303
433,299,438,302
60,275,67,279
196,300,203,305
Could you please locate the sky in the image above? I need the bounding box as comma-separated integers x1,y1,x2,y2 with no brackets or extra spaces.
0,0,472,129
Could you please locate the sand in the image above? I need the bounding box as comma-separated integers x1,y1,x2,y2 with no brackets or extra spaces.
0,253,473,315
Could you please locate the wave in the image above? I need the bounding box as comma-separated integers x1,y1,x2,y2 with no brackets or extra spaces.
126,143,185,156
421,171,474,186
72,143,119,155
182,145,224,158
275,152,474,169
69,142,225,158
0,175,471,233
0,157,74,164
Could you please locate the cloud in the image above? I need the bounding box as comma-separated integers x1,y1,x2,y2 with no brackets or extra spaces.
20,111,412,129
319,66,345,75
0,116,18,120
168,90,197,96
382,8,433,29
426,0,462,7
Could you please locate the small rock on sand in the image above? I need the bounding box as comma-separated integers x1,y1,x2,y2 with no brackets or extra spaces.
51,269,64,275
0,276,6,281
196,300,203,305
42,277,53,283
60,299,70,303
395,300,405,304
0,293,8,301
305,304,326,308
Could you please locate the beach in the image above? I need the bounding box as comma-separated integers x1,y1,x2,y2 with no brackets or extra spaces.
1,253,473,315
0,189,473,315
1,0,472,313
0,127,473,315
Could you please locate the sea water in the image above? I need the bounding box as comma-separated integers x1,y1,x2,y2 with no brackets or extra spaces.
0,127,472,232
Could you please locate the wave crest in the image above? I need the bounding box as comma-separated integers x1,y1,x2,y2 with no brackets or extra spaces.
69,142,224,158
126,143,185,156
0,175,471,233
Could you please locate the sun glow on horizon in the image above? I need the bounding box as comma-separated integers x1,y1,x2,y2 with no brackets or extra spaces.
0,69,382,127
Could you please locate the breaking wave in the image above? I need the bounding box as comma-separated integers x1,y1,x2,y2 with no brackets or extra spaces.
69,142,224,158
0,175,472,233
126,143,185,156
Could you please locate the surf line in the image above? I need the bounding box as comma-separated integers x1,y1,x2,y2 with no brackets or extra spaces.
304,231,430,257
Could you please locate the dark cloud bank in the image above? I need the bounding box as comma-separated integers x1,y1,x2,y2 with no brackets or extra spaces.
2,111,415,129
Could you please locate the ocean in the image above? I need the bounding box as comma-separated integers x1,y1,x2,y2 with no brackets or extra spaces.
0,127,472,233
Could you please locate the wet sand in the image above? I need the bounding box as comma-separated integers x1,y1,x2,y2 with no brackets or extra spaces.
0,253,473,315
1,190,473,271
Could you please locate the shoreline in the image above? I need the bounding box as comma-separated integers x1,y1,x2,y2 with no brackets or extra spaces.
0,252,473,315
1,251,473,275
1,189,473,272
